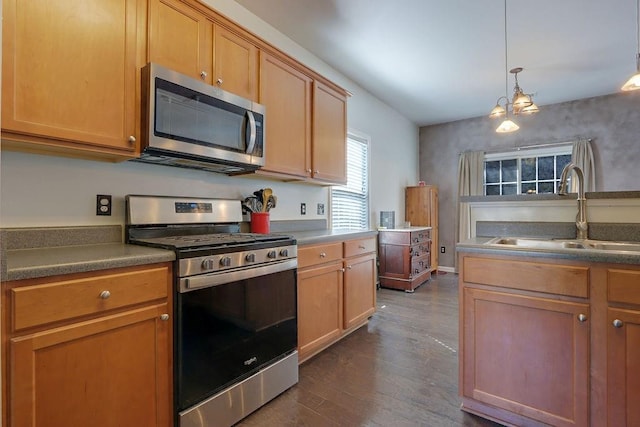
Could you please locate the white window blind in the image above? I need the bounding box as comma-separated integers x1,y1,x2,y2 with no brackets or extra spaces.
331,133,370,230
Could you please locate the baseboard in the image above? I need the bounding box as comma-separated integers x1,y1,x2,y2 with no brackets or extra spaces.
436,266,456,273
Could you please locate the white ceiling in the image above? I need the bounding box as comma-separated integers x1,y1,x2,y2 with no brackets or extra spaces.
234,0,638,126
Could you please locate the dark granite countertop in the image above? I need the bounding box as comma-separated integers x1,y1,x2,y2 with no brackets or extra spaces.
5,243,176,281
461,191,640,203
289,229,378,246
457,237,640,265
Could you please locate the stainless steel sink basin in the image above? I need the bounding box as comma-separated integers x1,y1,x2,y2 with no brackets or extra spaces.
584,241,640,252
486,237,640,253
486,237,589,250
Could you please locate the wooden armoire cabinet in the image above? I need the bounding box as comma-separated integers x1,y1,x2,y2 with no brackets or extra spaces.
405,185,439,270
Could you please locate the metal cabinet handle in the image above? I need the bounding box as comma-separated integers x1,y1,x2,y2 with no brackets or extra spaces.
314,170,319,174
306,169,312,173
358,245,366,249
128,135,136,144
216,78,223,85
347,265,352,270
577,314,587,322
320,252,326,258
160,314,169,321
99,290,111,300
613,319,624,328
200,71,208,80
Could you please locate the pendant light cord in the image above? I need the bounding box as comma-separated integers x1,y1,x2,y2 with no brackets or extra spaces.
636,0,640,70
504,0,509,100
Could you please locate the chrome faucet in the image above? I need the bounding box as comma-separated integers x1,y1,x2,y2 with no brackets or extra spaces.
558,163,588,240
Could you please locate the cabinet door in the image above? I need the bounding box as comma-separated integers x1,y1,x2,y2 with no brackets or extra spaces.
608,307,640,427
461,288,589,427
405,186,439,269
10,304,172,427
148,0,213,83
213,26,258,101
259,52,312,178
343,253,377,330
297,262,343,361
312,81,347,184
2,0,143,155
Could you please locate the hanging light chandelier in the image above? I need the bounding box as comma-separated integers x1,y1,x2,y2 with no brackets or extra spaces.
621,0,640,91
489,0,539,133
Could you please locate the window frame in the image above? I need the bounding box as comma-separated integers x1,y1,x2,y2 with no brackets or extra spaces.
330,130,371,230
484,145,572,196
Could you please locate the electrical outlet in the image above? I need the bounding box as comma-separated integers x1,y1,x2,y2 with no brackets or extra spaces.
96,195,112,216
317,203,325,215
440,246,445,254
300,203,306,215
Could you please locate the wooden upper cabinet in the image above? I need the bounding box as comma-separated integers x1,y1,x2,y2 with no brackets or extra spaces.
259,52,312,178
148,0,258,101
213,26,259,101
312,81,347,184
148,0,213,83
1,0,144,158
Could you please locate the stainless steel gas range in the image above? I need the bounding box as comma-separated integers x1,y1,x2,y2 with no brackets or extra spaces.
125,195,298,427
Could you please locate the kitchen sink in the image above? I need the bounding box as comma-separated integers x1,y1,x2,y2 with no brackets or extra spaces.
486,237,640,253
486,237,589,250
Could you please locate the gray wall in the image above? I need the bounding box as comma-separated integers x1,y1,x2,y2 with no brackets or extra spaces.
419,91,640,268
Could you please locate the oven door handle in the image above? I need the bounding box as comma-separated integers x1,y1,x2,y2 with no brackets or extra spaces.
180,259,297,292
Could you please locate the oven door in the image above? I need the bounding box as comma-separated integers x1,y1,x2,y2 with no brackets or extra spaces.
176,261,297,412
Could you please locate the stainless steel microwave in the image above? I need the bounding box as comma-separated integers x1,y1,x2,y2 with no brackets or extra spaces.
137,63,265,174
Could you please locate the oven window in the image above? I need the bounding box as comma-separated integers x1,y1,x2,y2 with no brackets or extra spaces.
176,268,297,411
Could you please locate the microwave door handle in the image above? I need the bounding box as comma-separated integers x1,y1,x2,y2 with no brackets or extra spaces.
245,111,257,154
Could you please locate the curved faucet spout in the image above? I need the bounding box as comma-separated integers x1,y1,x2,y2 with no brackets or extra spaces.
558,163,588,240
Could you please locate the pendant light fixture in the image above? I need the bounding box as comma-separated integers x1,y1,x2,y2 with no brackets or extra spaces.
621,0,640,91
489,0,538,133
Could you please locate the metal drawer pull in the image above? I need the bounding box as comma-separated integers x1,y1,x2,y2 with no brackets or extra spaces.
613,319,624,328
99,290,111,300
200,71,208,79
347,265,352,270
320,252,326,258
358,245,366,249
160,314,169,321
577,314,587,322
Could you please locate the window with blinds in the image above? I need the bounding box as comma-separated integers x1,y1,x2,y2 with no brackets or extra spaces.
331,133,370,230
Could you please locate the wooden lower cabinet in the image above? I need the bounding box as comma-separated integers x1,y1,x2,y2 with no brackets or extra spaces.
3,263,173,427
460,252,640,427
297,236,377,363
297,261,344,362
607,267,640,427
461,288,589,427
343,253,377,330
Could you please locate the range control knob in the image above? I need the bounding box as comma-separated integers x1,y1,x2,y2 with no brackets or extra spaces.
280,248,289,257
267,250,277,259
245,253,256,263
220,257,232,267
202,258,216,270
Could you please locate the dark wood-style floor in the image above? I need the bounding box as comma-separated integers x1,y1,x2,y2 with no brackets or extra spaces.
238,272,503,426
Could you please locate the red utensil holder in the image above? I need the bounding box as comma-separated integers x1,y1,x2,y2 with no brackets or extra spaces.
250,212,270,234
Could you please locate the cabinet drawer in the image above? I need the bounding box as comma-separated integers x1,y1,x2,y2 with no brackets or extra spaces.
608,268,640,305
11,266,170,331
410,242,430,258
462,256,589,298
410,229,430,244
344,237,376,258
379,228,430,245
298,242,343,268
411,255,430,278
